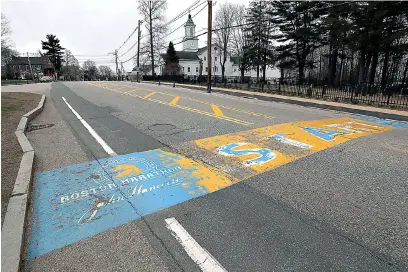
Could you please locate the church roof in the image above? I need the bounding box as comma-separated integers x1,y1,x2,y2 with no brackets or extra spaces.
185,14,195,26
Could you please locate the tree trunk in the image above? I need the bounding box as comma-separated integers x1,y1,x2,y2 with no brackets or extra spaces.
240,66,245,83
381,50,390,89
368,52,379,86
363,51,372,84
328,40,333,84
349,51,354,85
329,48,338,86
357,49,366,84
280,67,284,83
401,58,408,88
149,6,154,76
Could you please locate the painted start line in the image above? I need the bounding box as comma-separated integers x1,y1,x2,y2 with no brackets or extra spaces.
27,115,407,260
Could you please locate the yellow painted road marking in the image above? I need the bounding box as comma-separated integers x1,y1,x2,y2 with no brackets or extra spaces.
170,96,180,105
92,83,253,126
144,92,156,99
210,104,224,117
109,83,275,120
193,117,393,178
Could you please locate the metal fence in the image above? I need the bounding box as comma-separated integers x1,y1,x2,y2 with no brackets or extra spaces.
143,75,408,110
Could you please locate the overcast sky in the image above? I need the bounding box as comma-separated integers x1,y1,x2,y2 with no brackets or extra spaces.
2,0,248,72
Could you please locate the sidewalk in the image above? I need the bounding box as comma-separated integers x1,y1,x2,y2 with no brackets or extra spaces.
142,81,408,122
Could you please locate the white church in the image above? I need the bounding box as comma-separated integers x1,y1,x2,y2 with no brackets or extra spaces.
156,14,279,79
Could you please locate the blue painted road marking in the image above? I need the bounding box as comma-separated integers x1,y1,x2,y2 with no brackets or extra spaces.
268,133,312,149
302,127,348,141
217,142,276,166
27,149,234,260
353,115,408,128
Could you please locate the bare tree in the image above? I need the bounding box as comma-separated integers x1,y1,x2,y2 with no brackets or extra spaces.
1,13,18,67
61,50,81,80
214,3,235,82
230,4,250,81
83,60,98,80
138,0,167,76
99,65,113,80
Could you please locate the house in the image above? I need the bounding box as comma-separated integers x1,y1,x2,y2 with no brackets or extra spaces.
157,14,279,79
6,56,55,79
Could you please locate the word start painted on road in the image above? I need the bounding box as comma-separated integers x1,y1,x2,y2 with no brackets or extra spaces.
28,116,406,260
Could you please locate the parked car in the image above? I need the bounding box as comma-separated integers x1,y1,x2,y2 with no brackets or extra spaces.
39,76,52,82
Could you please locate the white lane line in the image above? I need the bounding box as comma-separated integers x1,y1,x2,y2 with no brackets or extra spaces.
165,217,227,272
62,97,117,157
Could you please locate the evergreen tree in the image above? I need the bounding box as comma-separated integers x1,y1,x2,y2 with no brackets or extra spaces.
246,0,274,82
270,1,324,85
163,42,179,75
41,34,65,71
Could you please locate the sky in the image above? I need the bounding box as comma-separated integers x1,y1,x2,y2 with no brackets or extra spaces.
2,0,248,72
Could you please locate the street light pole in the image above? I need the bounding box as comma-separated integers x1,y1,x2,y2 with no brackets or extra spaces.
207,0,212,93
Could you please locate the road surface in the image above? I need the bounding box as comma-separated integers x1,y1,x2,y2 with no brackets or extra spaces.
22,81,408,272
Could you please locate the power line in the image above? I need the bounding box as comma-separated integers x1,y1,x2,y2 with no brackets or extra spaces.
162,1,207,40
117,26,139,52
165,0,202,25
119,35,142,58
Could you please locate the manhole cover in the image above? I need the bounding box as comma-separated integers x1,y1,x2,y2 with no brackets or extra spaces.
27,124,55,132
148,124,176,131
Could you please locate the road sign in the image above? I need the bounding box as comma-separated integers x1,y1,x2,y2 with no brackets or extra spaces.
34,67,41,73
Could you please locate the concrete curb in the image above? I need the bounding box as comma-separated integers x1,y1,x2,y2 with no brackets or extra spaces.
1,94,46,272
143,81,408,122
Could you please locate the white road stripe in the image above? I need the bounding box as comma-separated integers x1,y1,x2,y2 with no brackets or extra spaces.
62,97,117,157
165,217,227,272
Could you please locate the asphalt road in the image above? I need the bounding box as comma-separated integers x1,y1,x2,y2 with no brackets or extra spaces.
23,81,408,272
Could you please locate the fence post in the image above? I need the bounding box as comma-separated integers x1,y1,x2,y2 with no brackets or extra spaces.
387,88,391,106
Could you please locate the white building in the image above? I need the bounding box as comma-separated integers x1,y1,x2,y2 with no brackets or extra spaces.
157,14,279,79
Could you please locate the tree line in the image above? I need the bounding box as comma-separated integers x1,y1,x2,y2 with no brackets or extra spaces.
240,1,408,88
1,16,117,81
160,1,408,90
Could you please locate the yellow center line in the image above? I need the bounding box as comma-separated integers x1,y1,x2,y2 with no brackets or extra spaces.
89,83,253,126
169,96,180,105
116,84,274,119
144,92,156,99
123,89,138,95
211,104,224,117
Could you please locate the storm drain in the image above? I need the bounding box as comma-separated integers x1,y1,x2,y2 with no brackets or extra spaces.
27,124,55,132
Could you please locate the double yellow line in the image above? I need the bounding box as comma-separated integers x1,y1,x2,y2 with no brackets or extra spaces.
95,82,275,120
88,83,253,126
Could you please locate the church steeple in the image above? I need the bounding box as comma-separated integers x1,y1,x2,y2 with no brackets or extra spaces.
183,14,198,52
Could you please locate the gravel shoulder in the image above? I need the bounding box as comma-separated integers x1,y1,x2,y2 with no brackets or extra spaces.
1,92,41,225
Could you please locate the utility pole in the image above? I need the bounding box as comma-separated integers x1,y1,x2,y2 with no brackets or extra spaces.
27,52,34,81
115,49,119,81
121,62,125,80
137,19,142,82
207,0,213,93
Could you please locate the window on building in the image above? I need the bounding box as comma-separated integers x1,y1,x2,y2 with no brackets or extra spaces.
215,56,217,61
196,66,198,73
205,67,208,72
190,28,193,36
188,66,191,72
204,56,206,61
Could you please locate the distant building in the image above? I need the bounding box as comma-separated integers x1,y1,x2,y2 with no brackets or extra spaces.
157,14,279,79
6,56,55,79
